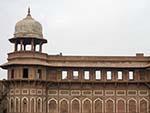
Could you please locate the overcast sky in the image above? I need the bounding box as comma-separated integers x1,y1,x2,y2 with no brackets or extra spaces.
0,0,150,79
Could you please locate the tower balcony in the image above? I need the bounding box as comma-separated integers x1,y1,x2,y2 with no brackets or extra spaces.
1,51,48,69
8,51,48,60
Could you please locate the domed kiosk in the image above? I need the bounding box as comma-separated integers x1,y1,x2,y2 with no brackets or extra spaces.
9,8,47,52
1,8,48,72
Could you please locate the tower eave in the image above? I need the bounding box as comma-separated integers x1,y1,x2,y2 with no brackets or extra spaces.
9,37,47,44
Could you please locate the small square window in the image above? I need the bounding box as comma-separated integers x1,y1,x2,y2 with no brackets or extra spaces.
95,70,101,80
73,71,79,79
107,71,112,80
129,71,134,80
117,71,123,80
84,71,89,80
62,71,67,80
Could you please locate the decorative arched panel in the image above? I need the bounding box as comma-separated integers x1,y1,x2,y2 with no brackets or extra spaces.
117,99,126,113
105,99,114,113
15,97,20,112
140,99,148,113
7,98,9,113
128,99,136,113
22,97,28,112
94,99,103,113
48,99,58,113
43,97,46,113
30,98,35,113
10,98,14,112
83,99,92,113
37,98,42,112
71,98,80,113
60,99,69,113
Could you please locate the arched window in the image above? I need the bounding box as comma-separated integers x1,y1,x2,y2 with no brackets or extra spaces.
117,99,125,113
83,99,92,113
94,99,103,113
140,99,148,113
128,99,136,113
60,99,68,113
22,98,28,112
72,99,80,113
105,99,114,113
49,99,57,113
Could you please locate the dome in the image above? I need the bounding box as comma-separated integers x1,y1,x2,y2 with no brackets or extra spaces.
14,8,43,39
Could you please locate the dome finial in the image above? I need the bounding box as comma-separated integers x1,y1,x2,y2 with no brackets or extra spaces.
27,7,31,16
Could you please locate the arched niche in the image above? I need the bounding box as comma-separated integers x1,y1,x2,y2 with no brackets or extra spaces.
82,98,92,113
60,99,69,113
128,99,137,113
48,99,58,113
71,98,80,113
15,97,20,112
30,98,35,113
117,99,126,113
10,98,14,112
94,99,103,113
140,98,148,113
105,99,114,113
22,97,28,112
